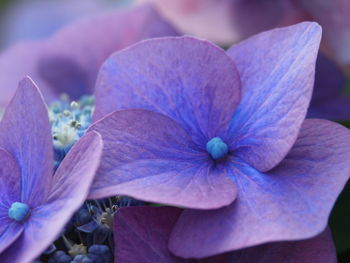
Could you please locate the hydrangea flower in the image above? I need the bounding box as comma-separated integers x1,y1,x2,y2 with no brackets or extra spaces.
114,206,337,262
0,77,103,263
0,4,177,107
86,22,350,258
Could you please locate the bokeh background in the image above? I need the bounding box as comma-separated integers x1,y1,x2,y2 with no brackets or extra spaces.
0,0,349,262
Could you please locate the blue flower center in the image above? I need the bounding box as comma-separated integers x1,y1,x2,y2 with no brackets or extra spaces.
206,137,228,160
8,202,30,222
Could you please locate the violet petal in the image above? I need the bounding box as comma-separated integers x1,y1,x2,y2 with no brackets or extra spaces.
0,77,53,207
170,119,350,258
228,228,336,263
88,109,237,209
115,207,336,262
0,131,103,263
0,148,21,207
114,206,183,263
0,217,23,254
226,22,321,172
94,36,241,145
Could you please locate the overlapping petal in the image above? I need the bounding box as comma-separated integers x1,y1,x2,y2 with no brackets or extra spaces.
0,131,103,263
115,206,336,262
170,119,350,258
0,148,23,253
0,217,23,255
0,77,53,207
0,4,177,107
88,109,236,209
48,131,103,202
94,36,241,144
0,148,21,207
226,22,321,172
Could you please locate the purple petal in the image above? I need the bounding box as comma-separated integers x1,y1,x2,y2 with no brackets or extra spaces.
0,131,103,263
94,36,241,145
169,119,350,258
308,53,350,120
0,77,53,207
115,207,336,263
0,4,177,106
227,229,336,263
297,0,350,64
88,109,236,209
48,131,103,202
226,22,321,172
0,215,23,254
114,206,183,263
114,206,235,262
0,148,21,207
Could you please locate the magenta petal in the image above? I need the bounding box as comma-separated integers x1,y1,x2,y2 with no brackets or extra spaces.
0,5,177,106
169,119,350,258
226,22,321,172
94,36,241,144
0,77,53,207
88,109,236,209
0,131,103,263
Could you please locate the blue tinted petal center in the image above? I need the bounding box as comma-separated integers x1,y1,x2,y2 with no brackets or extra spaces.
8,202,30,222
206,137,228,160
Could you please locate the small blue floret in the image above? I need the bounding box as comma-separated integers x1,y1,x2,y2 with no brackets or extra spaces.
8,202,30,222
206,137,228,160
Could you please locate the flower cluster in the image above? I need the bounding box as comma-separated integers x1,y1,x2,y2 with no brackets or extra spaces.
0,2,350,263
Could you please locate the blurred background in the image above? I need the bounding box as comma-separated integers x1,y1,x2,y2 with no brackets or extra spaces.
0,0,131,49
0,0,349,262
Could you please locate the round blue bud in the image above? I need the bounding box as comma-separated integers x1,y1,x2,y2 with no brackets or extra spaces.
72,255,93,263
206,137,229,160
8,202,30,222
88,245,113,262
48,251,71,263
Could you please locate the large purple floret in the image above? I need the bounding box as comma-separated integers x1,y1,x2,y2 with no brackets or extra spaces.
88,22,350,258
0,77,103,263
